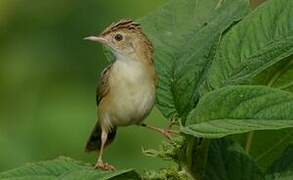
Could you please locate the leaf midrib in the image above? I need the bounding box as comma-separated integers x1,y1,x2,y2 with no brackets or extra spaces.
222,35,293,86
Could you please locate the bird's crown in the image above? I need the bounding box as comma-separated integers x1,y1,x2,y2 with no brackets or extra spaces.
101,19,141,36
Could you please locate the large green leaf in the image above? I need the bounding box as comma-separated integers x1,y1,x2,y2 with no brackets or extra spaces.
206,0,293,89
137,0,250,118
0,157,140,180
204,139,264,180
233,130,293,170
234,57,293,169
249,59,293,168
266,144,293,180
268,144,293,173
182,86,293,138
253,56,293,92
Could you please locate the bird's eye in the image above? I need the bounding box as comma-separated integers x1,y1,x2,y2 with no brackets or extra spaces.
114,34,123,41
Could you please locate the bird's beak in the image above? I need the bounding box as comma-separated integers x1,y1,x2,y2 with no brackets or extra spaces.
83,36,107,44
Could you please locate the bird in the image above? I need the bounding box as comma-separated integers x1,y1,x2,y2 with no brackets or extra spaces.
84,19,173,171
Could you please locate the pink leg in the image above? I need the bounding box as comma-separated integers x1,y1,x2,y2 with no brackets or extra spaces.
94,130,115,171
140,123,177,139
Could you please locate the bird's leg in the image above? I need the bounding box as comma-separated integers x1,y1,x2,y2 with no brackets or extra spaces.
94,130,115,171
140,123,177,140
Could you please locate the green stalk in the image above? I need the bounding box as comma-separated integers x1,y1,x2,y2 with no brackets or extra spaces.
245,131,254,153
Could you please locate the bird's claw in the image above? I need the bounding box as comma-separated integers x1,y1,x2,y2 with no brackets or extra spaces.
94,162,115,171
162,129,176,140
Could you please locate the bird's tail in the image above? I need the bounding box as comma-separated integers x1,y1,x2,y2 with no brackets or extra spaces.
85,122,117,152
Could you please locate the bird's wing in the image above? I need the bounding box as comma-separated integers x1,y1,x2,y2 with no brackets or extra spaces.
96,64,113,105
85,64,115,152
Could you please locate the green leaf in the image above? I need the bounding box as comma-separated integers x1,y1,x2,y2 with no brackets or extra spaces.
235,57,293,168
204,138,264,180
233,57,293,169
253,56,293,92
0,157,140,180
137,0,250,118
266,172,293,180
59,169,140,180
212,1,293,166
182,85,293,138
206,0,293,89
267,143,293,173
266,144,293,180
234,130,293,170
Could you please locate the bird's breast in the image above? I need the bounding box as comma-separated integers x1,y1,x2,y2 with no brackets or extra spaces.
107,60,155,126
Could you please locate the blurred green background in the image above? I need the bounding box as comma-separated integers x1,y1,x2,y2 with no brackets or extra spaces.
0,0,169,172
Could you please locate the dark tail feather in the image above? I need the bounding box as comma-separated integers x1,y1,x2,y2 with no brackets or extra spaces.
85,123,117,152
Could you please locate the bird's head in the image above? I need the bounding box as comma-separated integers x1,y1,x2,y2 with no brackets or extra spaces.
85,19,153,61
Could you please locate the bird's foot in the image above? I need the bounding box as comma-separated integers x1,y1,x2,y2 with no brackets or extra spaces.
140,123,178,140
94,162,115,171
161,128,176,140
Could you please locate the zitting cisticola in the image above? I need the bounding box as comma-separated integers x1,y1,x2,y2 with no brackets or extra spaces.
84,19,167,170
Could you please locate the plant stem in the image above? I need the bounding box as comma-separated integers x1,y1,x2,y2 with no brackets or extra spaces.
215,0,224,9
183,138,209,180
245,131,254,153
